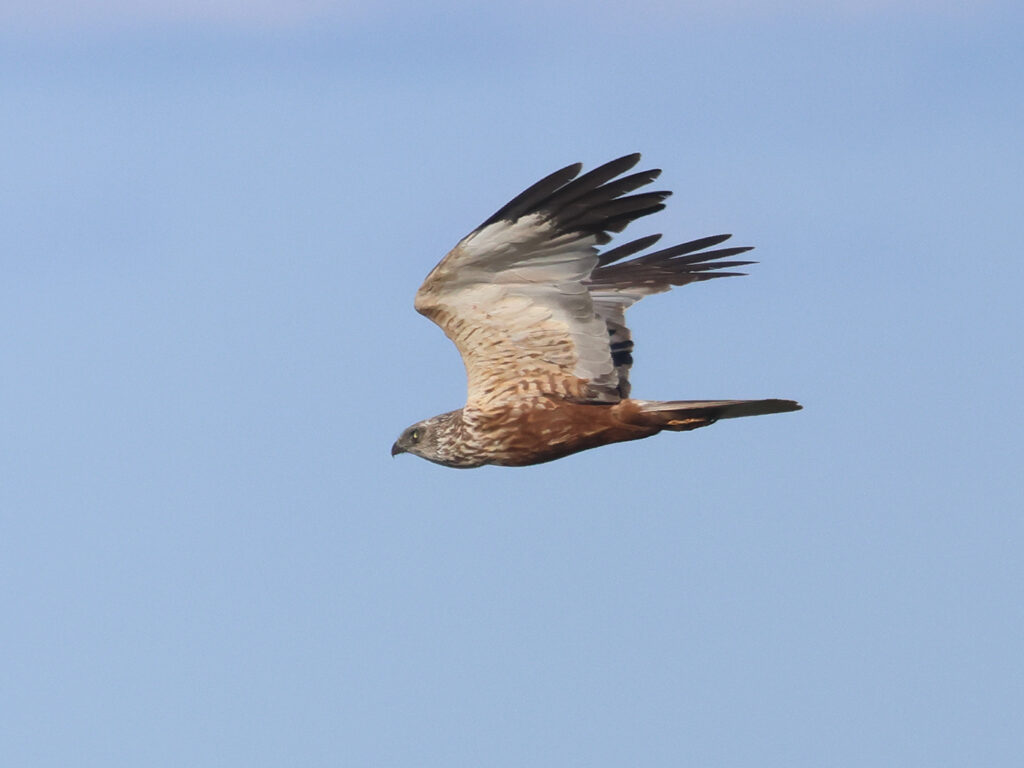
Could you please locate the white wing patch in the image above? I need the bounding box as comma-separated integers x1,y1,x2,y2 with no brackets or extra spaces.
418,214,619,404
412,155,701,408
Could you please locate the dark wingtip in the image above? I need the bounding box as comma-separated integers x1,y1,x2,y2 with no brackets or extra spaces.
695,271,749,280
687,260,758,271
475,154,677,250
596,233,664,266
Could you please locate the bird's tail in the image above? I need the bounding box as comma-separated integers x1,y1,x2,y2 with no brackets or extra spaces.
627,398,802,431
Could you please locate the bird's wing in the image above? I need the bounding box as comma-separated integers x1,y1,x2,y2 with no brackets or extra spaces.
415,154,669,408
586,234,755,397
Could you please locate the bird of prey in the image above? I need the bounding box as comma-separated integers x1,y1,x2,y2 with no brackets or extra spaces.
391,154,800,468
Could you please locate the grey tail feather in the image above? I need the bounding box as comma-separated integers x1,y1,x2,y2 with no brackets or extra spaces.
633,398,802,430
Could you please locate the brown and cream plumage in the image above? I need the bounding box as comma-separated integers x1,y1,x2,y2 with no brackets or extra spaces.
391,154,800,468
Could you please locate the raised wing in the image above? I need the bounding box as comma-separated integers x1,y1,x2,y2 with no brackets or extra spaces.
413,154,752,409
415,154,667,407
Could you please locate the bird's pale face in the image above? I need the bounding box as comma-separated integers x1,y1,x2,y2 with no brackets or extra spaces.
391,422,432,459
390,411,484,468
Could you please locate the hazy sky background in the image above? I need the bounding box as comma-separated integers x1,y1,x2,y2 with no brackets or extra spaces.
3,2,1022,766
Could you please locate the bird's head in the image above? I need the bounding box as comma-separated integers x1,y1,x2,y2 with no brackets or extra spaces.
391,421,435,459
390,410,482,468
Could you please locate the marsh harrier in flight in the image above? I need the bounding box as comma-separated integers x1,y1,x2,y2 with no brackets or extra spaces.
392,154,800,467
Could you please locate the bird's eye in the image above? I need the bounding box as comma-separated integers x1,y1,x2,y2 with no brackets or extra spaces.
410,429,420,442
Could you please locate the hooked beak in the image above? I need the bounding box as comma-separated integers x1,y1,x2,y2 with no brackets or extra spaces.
391,441,406,457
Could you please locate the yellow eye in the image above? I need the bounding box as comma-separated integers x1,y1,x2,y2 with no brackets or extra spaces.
410,430,420,442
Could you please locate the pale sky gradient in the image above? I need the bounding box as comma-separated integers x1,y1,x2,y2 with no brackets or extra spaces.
3,3,1023,767
1,0,1014,31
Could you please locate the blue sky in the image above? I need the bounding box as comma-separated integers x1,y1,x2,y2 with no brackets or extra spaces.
3,2,1023,766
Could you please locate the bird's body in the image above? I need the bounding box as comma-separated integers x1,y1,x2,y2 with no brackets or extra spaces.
400,402,652,469
392,154,800,468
